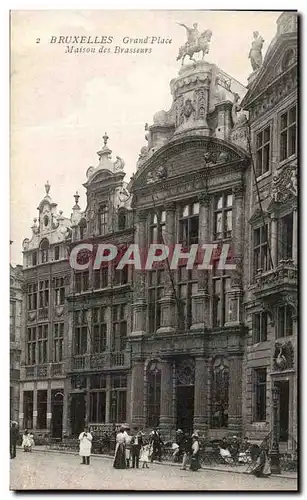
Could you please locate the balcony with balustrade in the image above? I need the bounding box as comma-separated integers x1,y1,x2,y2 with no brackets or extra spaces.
254,260,297,300
70,351,131,372
22,362,65,380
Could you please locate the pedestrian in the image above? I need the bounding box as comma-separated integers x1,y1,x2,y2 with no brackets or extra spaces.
123,425,132,468
249,443,271,477
10,421,19,459
21,430,31,452
140,439,150,468
180,431,192,470
150,427,163,462
173,429,184,462
190,433,200,471
113,426,126,469
78,425,93,465
131,431,143,469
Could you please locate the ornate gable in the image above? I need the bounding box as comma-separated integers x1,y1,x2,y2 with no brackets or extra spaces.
132,136,249,190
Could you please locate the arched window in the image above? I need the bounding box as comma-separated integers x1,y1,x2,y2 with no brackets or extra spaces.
99,205,108,236
40,239,49,263
79,218,87,240
118,209,126,231
147,361,161,428
211,357,229,428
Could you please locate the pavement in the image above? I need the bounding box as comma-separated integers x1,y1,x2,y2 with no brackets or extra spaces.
10,447,298,491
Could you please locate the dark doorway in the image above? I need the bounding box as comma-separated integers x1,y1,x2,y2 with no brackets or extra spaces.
51,391,63,439
275,380,290,442
176,385,194,433
70,393,86,436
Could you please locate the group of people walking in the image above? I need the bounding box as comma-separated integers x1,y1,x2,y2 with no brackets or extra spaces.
173,429,201,471
10,422,35,458
113,426,158,469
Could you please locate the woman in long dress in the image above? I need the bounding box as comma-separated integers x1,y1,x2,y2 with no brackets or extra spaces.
190,434,200,471
78,426,93,465
249,444,271,477
21,430,32,452
113,426,126,469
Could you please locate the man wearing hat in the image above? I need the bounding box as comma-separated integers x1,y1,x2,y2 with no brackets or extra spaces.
131,430,144,468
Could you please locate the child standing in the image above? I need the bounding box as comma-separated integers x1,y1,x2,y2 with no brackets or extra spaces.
140,441,150,468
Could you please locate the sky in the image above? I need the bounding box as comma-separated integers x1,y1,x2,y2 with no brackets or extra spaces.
10,9,282,265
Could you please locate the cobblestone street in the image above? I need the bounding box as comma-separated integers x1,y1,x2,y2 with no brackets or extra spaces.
10,451,298,491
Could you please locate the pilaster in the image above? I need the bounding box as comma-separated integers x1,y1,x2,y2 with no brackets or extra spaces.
228,353,243,434
131,210,147,336
131,361,145,428
193,357,209,435
160,360,175,433
32,382,37,430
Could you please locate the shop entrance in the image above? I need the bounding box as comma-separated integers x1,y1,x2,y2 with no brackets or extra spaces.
176,385,194,433
70,393,86,436
51,391,63,439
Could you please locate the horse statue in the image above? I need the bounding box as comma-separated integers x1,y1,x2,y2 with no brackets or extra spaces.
177,29,212,66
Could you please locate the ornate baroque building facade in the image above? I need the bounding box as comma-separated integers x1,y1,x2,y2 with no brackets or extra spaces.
10,263,24,423
18,12,297,444
241,12,298,445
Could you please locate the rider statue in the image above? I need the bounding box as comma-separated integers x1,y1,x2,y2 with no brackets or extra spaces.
178,22,200,48
177,22,212,65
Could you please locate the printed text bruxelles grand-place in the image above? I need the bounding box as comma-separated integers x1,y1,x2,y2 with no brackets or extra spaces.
49,35,172,54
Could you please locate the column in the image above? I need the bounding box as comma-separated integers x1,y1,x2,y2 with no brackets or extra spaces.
32,383,37,430
131,361,145,428
228,354,243,433
131,211,147,336
191,190,211,330
46,382,52,432
19,388,24,429
62,377,69,436
271,215,278,268
225,184,244,326
105,375,111,423
159,360,174,433
85,376,90,424
292,207,297,265
193,357,209,435
157,202,176,334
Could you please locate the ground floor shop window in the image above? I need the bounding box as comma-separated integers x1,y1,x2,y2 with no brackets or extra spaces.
147,361,161,428
37,390,47,429
110,375,127,423
23,391,33,429
90,374,107,423
253,368,267,422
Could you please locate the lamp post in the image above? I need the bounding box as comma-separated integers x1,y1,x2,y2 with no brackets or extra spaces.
270,385,281,474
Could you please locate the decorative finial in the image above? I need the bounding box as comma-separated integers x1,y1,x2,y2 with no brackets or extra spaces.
59,210,63,216
74,191,80,206
103,132,109,147
45,180,50,195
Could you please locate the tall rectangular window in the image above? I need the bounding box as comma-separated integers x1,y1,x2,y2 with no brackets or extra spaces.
111,304,127,351
54,277,65,306
92,307,107,353
23,391,33,429
39,280,49,308
253,368,267,422
279,213,293,261
256,126,271,177
280,105,297,162
93,266,108,289
212,267,231,327
27,326,36,365
150,210,166,243
90,375,107,423
74,310,87,355
32,252,37,266
277,305,293,338
253,312,268,343
179,202,199,246
75,271,89,293
148,269,164,333
177,266,198,330
110,375,127,423
10,301,16,341
253,225,270,275
37,390,47,429
38,324,48,364
54,246,60,260
113,264,128,286
27,283,38,311
54,323,64,362
213,193,233,240
99,205,108,235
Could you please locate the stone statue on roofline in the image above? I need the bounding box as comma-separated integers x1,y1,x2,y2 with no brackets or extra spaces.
249,31,264,71
177,22,212,65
